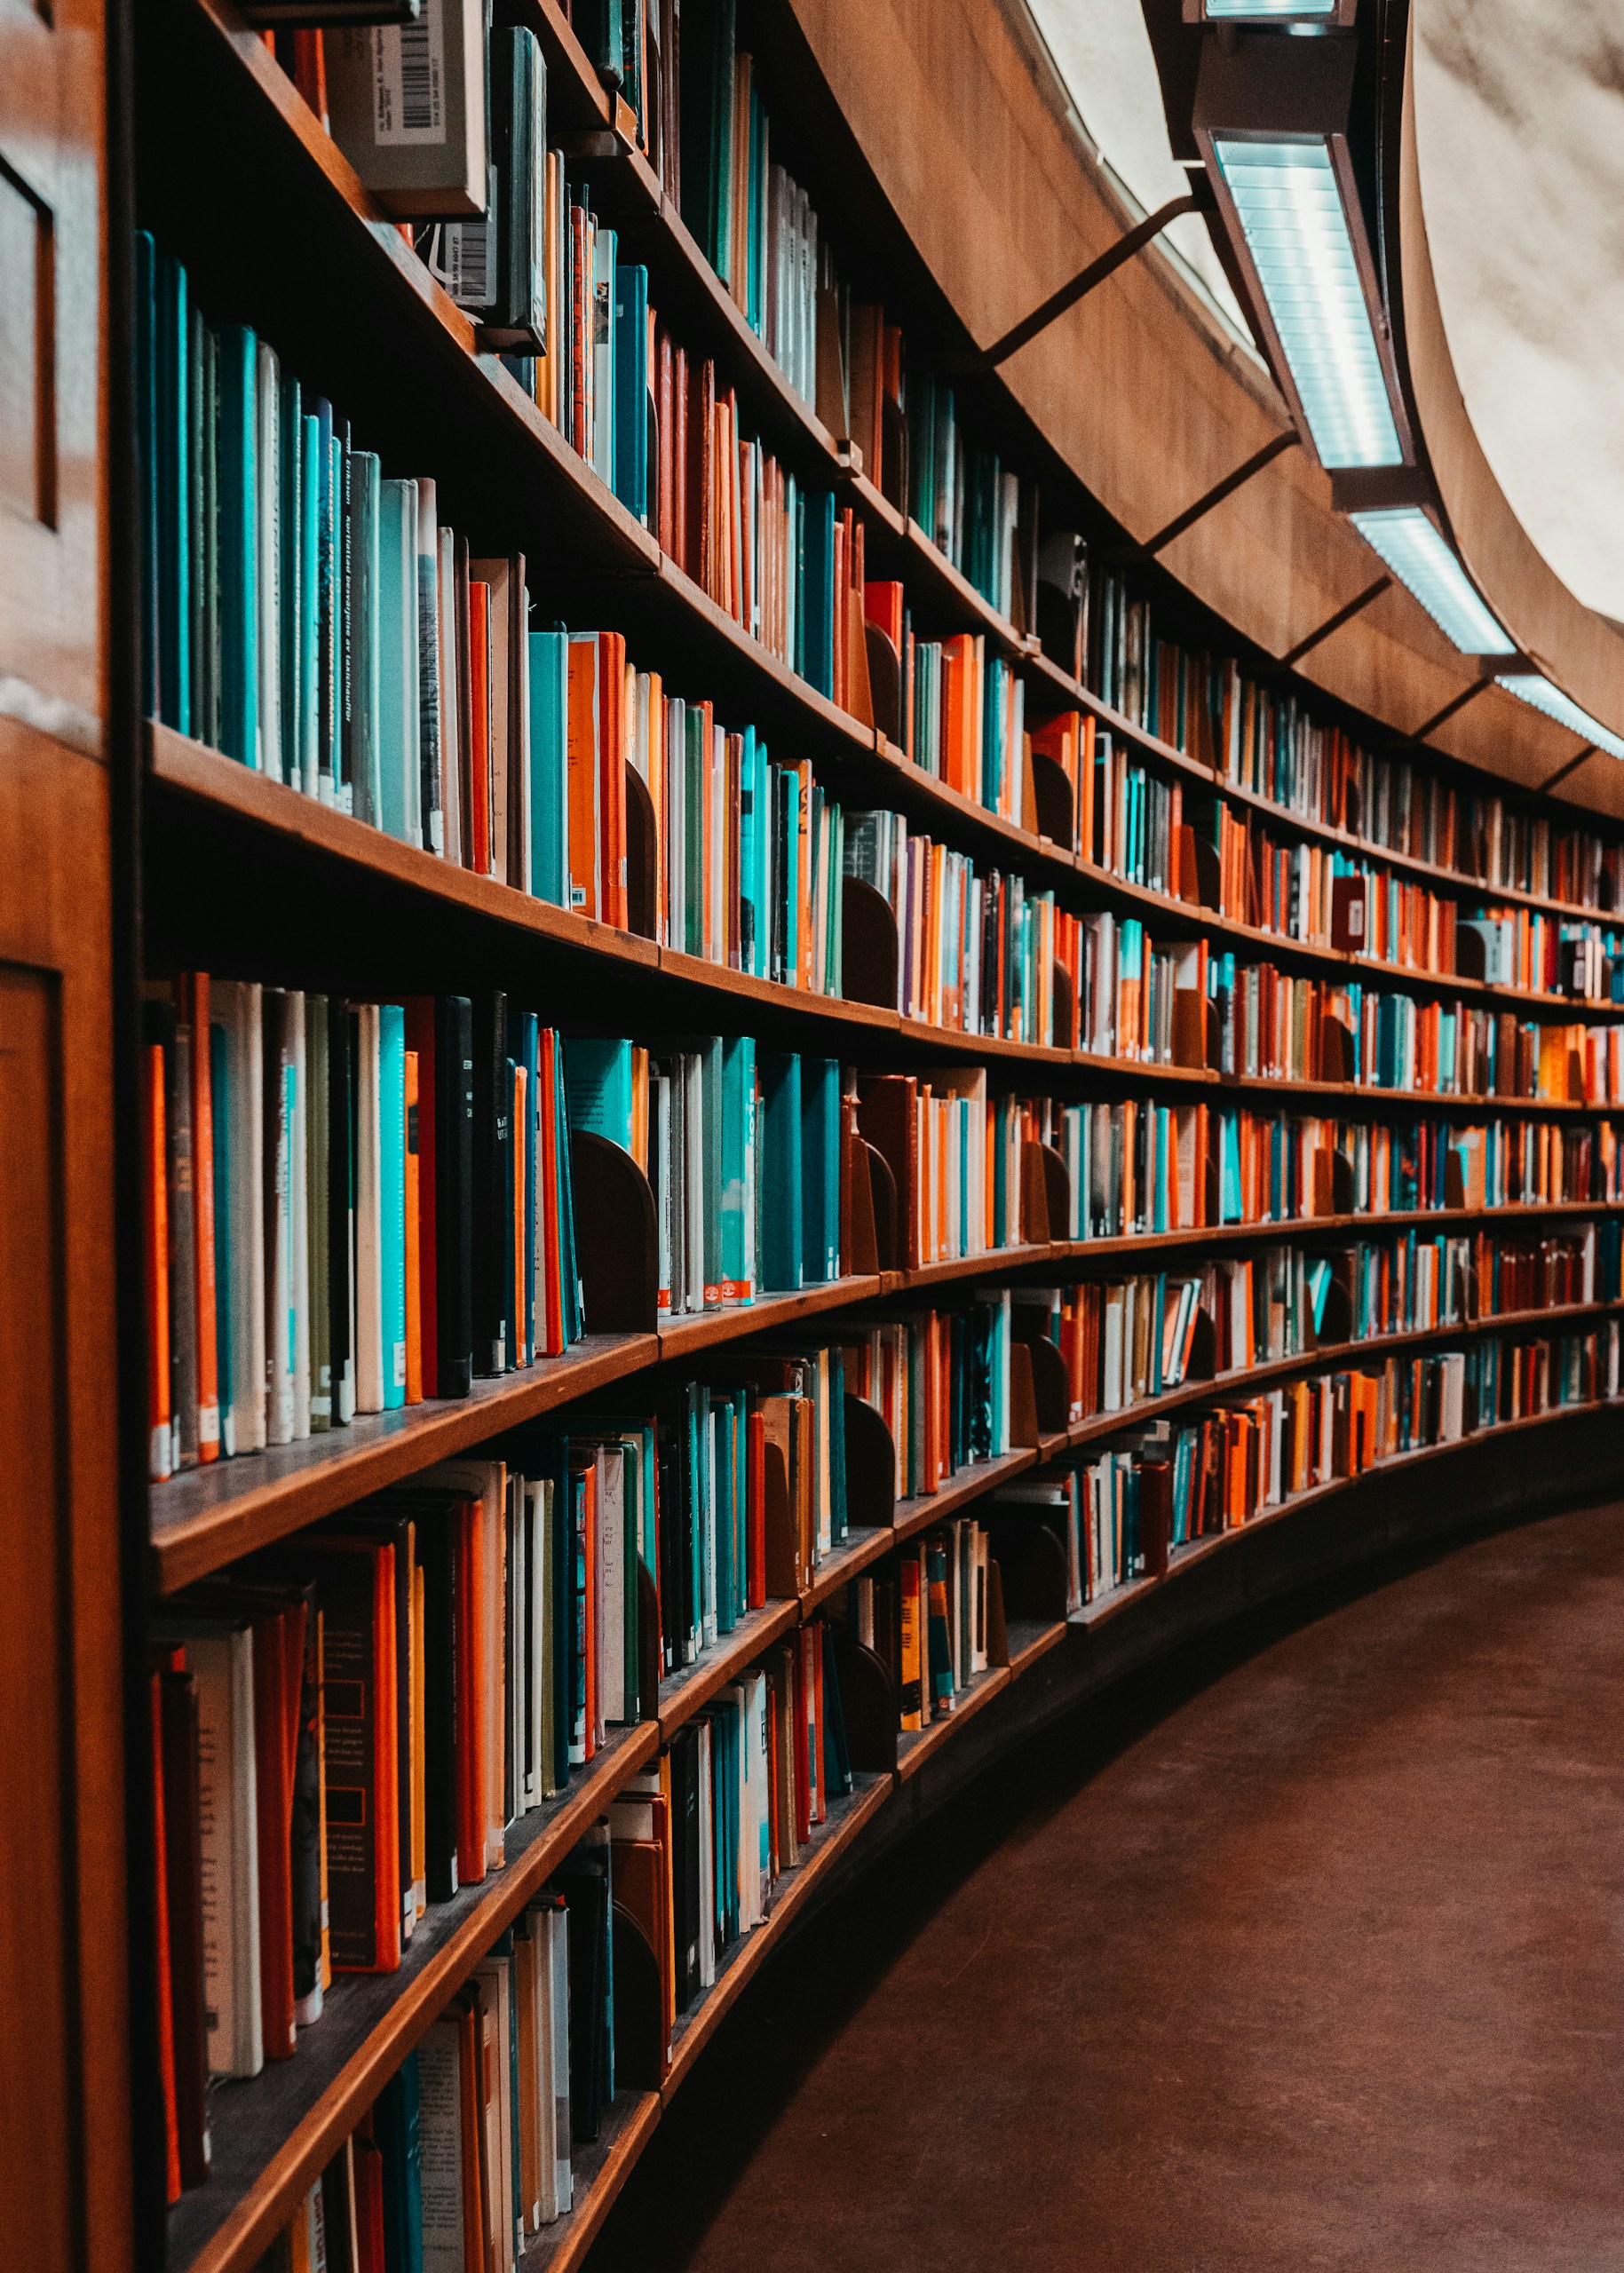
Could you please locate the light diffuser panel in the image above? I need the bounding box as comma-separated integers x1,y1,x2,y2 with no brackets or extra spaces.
1349,508,1514,654
1212,137,1402,469
1497,674,1624,763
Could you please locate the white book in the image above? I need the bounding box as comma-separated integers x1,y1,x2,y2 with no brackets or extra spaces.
416,2014,470,2273
354,1002,384,1413
437,526,461,864
473,1958,518,2273
531,1480,551,1804
212,980,265,1455
541,1901,573,2219
162,1620,262,2079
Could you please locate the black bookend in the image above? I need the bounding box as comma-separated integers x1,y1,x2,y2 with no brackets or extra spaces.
1314,1275,1354,1349
1040,1143,1070,1239
1171,988,1208,1070
1331,1149,1355,1212
989,1518,1069,1622
610,1903,664,2090
1203,1135,1220,1224
1445,1149,1466,1210
1019,1140,1052,1245
637,1557,661,1721
1177,826,1221,909
865,1141,898,1271
1455,923,1486,982
1320,1013,1354,1083
833,1640,899,1773
623,762,659,939
570,1129,659,1331
1029,747,1075,849
1009,1341,1042,1448
763,1438,799,1597
842,876,900,1008
1185,1309,1217,1383
865,622,902,744
844,1394,898,1531
1025,1334,1071,1434
1140,1461,1172,1581
881,397,908,514
1051,977,1075,1049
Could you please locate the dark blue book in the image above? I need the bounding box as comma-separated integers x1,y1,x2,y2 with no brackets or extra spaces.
800,1056,842,1284
375,2050,424,2273
757,1052,803,1291
155,250,193,732
214,324,259,767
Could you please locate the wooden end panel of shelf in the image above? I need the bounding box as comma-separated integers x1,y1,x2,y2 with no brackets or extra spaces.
1002,1617,1069,1679
168,1723,660,2273
150,1334,658,1593
655,1275,883,1361
801,1525,898,1612
661,1773,892,2095
891,1450,1038,1548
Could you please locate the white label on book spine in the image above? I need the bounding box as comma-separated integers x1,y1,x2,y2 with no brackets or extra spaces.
371,6,447,147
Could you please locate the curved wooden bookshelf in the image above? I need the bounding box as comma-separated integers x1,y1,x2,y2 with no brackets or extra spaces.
127,5,1624,2273
163,1390,1621,2273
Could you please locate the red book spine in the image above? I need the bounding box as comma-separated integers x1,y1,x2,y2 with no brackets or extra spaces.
468,580,491,875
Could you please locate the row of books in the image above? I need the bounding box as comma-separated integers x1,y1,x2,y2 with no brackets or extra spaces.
844,807,1080,1042
1052,1325,1621,1594
253,1604,858,2269
872,599,1032,825
907,375,1035,624
142,983,584,1481
847,1517,996,1733
845,1297,1016,1494
1208,957,1624,1104
1088,568,1624,914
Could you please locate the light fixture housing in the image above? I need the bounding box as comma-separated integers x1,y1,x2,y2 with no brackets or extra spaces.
1193,32,1412,471
1496,674,1624,764
1185,0,1354,24
1348,505,1515,656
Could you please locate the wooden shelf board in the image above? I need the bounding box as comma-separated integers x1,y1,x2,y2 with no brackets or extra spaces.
655,1596,803,1740
801,1524,899,1612
894,1663,1012,1783
891,1450,1039,1548
151,1334,656,1596
168,1720,659,2273
660,1772,891,2095
654,1275,883,1361
655,946,896,1029
1002,1616,1068,1678
511,2088,662,2273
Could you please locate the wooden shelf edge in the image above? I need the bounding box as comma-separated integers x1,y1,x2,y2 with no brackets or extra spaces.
894,1662,1012,1783
170,1720,660,2273
655,1596,803,1740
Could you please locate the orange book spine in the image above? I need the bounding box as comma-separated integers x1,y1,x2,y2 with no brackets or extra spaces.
144,1041,172,1481
598,630,628,930
180,972,220,1461
456,1500,487,1888
403,1050,422,1403
566,638,599,919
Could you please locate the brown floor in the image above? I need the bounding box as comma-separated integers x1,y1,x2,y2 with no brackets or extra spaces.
585,1501,1624,2271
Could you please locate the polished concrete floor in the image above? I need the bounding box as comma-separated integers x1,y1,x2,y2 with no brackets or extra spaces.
585,1501,1624,2271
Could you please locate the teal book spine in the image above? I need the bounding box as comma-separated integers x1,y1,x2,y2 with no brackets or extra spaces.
701,1035,724,1307
380,1002,408,1410
350,451,382,828
781,762,800,985
757,1053,802,1291
314,397,337,803
612,263,648,520
800,1056,840,1283
738,726,760,978
376,2050,424,2273
214,323,259,767
527,630,569,905
563,1036,634,1150
298,410,320,793
376,479,420,846
719,1033,755,1303
278,373,303,780
716,1396,737,1634
155,251,191,733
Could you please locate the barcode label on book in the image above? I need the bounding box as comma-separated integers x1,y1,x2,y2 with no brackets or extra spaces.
371,5,447,146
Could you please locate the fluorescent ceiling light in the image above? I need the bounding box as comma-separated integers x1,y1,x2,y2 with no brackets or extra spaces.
1496,672,1624,762
1212,137,1403,468
1203,1,1336,14
1349,507,1515,653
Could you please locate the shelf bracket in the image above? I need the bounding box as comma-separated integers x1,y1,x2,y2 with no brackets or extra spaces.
1280,575,1391,668
965,193,1200,372
1539,743,1597,796
1407,675,1494,745
1142,431,1297,558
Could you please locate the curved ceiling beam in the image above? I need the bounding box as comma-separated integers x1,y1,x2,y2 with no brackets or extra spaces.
1390,13,1624,746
